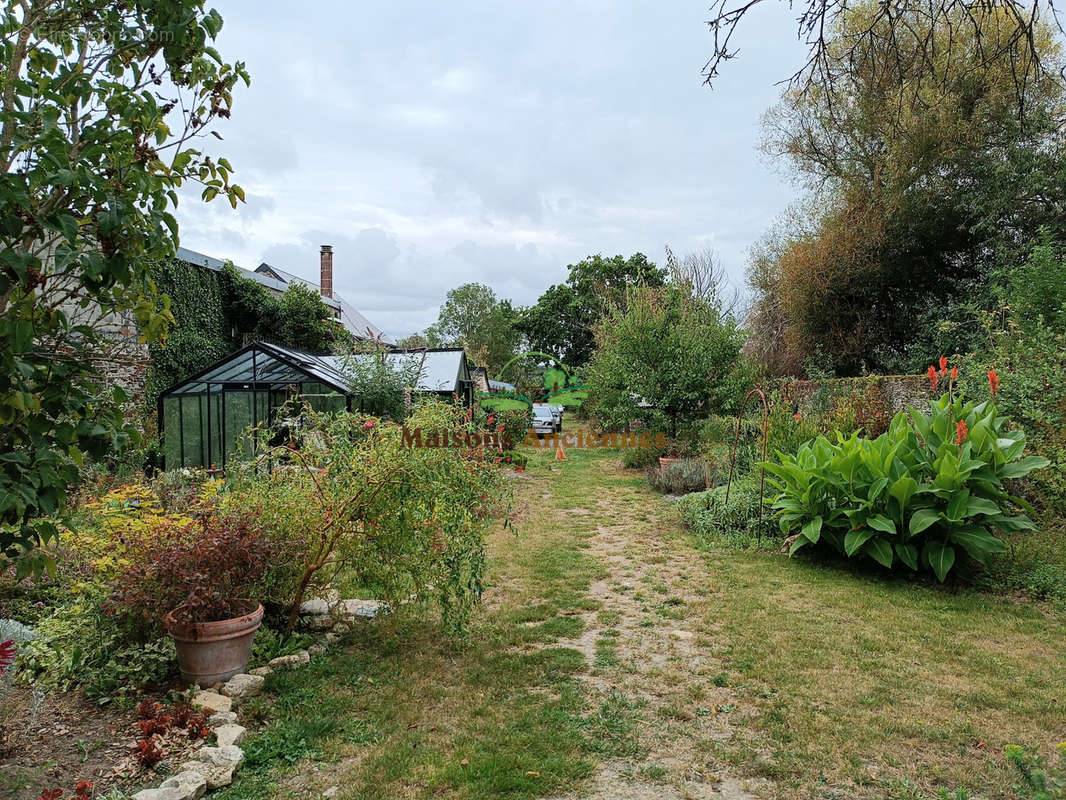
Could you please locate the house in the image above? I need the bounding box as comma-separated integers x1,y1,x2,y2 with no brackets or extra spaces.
176,244,391,344
158,340,474,468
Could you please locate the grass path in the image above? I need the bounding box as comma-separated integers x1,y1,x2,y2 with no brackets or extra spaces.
216,444,1066,800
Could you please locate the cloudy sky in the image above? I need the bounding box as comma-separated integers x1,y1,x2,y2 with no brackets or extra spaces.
176,1,807,338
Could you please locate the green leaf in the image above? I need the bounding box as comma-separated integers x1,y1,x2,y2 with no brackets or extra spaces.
908,508,940,536
923,541,956,582
867,514,896,535
802,516,823,544
889,475,918,509
788,535,810,556
863,537,893,568
1000,456,1051,479
949,527,1007,564
894,543,919,570
844,528,875,557
964,496,1000,517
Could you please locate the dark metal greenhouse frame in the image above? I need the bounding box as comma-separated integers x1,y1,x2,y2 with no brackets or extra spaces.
157,340,476,471
156,341,353,471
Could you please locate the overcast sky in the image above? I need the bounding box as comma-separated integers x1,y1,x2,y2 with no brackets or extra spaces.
176,1,806,338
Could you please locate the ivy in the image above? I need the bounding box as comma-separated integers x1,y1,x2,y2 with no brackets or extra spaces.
142,259,353,411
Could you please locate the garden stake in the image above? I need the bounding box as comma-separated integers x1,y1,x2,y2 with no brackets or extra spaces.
724,388,770,546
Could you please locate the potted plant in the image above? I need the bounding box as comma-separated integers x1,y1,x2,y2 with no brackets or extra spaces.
658,438,689,470
111,512,273,687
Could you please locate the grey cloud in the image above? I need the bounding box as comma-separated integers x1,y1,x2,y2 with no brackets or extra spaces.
178,0,808,339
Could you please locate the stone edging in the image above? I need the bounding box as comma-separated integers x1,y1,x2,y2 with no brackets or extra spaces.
128,595,382,800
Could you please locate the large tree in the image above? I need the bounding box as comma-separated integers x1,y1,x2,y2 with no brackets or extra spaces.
427,282,519,375
0,1,247,575
747,5,1066,374
587,284,750,438
518,253,666,369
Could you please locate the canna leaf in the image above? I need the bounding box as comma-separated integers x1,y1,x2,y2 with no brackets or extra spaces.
923,541,955,582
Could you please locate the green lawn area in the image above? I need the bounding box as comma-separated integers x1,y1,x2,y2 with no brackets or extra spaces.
215,443,1066,800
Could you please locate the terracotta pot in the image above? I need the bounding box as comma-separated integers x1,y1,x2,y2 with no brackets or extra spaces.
164,602,264,688
659,457,681,469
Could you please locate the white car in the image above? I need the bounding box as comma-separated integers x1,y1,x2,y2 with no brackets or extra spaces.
531,405,557,435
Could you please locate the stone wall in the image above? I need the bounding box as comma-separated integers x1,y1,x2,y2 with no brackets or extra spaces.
779,374,932,435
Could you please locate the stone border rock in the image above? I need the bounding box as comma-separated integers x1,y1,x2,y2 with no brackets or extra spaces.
128,594,383,800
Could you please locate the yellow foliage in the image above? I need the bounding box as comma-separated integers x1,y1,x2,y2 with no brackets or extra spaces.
65,484,194,581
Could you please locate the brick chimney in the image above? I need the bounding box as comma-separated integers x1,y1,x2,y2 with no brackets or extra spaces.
319,244,333,299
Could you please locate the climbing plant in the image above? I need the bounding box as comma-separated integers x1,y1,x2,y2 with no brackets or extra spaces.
143,258,352,410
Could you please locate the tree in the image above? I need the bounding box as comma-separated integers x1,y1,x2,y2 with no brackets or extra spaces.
0,1,248,575
703,0,1064,129
430,282,519,374
587,285,750,439
518,253,666,368
747,4,1066,374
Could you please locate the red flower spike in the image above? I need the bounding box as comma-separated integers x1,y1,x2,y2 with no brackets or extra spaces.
0,639,16,679
927,365,938,391
955,419,969,446
939,356,948,375
988,369,1000,397
951,366,958,381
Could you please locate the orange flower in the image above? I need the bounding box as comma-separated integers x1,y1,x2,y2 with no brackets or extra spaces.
955,419,968,445
927,365,938,391
793,413,802,421
939,356,948,375
988,369,1000,396
950,366,958,381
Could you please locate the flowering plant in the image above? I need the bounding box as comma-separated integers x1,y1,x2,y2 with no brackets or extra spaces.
765,380,1050,581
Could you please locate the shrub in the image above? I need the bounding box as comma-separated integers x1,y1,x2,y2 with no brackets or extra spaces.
621,443,664,469
492,408,532,449
647,459,708,495
228,399,509,636
17,583,176,697
64,484,196,581
765,390,1049,581
678,474,776,547
109,510,274,628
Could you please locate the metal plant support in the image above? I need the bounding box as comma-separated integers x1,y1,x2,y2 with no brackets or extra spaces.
723,387,771,546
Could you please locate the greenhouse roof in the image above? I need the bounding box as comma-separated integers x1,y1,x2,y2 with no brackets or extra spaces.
161,341,470,397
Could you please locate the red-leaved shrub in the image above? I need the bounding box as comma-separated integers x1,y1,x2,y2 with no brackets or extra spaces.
109,510,273,629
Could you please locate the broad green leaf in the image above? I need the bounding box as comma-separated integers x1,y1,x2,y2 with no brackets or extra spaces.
844,528,876,557
864,537,894,568
964,496,1000,517
949,527,1007,564
889,475,918,509
1000,456,1051,479
894,543,919,570
908,508,940,536
867,514,896,535
923,541,956,582
802,516,822,544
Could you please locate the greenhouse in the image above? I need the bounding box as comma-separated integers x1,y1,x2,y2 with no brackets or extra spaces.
158,340,473,469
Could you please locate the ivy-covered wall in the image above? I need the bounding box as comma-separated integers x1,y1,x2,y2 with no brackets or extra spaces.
142,257,350,410
143,258,234,406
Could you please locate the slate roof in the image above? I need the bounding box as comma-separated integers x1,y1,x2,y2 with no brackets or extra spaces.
174,247,390,343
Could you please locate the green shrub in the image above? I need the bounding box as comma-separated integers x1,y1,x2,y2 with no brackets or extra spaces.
228,399,510,636
764,392,1050,581
493,408,532,449
17,584,176,698
621,443,664,469
678,474,776,547
647,459,707,495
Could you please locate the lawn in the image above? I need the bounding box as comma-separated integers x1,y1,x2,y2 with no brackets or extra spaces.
214,442,1066,800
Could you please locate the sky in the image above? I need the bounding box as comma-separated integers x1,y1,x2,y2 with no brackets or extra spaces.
176,1,807,338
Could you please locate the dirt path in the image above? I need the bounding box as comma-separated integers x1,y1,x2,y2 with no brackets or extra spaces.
538,455,765,800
